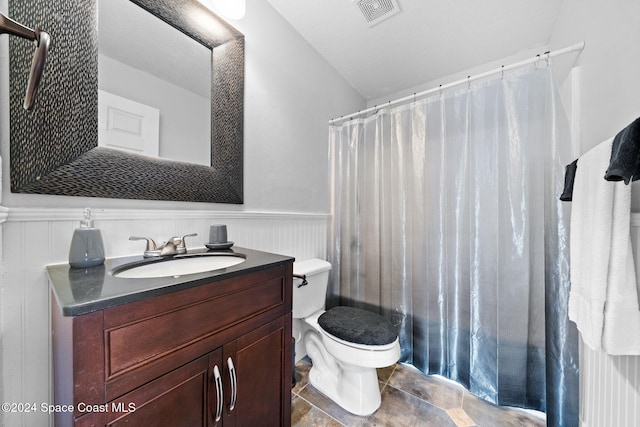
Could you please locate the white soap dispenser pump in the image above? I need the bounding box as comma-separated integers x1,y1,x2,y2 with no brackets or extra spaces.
68,208,105,268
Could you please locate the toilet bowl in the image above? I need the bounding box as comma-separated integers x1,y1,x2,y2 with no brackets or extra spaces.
293,259,400,416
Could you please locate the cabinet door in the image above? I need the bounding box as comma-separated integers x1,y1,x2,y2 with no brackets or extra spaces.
223,315,291,427
105,354,211,427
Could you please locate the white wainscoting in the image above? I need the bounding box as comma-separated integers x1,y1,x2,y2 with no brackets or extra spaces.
578,213,640,427
0,207,329,426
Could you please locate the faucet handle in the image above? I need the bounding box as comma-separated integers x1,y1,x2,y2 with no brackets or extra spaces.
171,233,197,254
129,236,157,251
129,236,162,257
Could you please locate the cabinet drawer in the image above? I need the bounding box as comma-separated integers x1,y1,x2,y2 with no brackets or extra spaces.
106,276,285,379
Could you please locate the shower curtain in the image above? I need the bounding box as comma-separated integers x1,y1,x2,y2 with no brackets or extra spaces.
328,67,579,425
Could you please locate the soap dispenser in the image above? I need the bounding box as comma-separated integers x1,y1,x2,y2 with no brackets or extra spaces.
69,208,105,268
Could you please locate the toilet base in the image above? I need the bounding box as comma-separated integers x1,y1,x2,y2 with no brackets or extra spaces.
304,330,385,416
308,362,382,416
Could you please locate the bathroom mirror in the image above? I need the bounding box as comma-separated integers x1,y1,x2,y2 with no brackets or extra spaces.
9,0,244,203
98,0,211,166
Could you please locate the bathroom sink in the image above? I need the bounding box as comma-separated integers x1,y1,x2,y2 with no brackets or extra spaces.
112,253,246,279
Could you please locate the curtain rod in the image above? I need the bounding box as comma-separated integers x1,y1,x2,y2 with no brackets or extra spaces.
329,41,585,125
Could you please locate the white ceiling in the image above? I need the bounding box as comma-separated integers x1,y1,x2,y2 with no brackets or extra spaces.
265,0,566,100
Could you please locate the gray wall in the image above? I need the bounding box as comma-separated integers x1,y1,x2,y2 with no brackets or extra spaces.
549,0,640,212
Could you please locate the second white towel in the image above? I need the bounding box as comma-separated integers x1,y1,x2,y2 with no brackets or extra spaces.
568,138,640,355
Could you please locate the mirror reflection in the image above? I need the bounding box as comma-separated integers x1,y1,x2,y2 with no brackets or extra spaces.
98,0,211,166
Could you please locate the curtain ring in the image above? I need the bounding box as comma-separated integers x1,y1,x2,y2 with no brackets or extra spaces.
544,51,551,67
501,65,505,80
534,54,541,70
439,84,443,98
467,75,471,90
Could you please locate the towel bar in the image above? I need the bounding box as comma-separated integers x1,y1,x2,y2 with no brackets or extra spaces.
0,12,50,110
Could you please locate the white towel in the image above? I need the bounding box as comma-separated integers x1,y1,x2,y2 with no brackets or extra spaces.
569,138,640,355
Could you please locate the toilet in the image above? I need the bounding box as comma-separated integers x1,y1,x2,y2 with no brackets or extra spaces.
292,259,400,416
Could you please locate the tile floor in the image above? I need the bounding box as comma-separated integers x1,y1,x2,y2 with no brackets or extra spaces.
292,358,546,427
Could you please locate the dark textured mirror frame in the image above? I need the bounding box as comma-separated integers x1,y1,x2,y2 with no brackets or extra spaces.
9,0,244,203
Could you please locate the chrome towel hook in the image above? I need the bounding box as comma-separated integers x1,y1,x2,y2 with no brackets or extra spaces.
0,12,50,110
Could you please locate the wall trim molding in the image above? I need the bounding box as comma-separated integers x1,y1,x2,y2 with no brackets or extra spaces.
4,206,635,224
1,206,331,223
0,206,9,223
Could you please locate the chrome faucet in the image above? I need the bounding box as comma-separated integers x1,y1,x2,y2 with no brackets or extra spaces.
130,233,197,257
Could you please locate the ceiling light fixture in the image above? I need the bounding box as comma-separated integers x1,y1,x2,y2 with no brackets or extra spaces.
211,0,246,20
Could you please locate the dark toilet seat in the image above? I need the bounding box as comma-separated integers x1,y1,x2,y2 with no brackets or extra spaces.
318,306,397,346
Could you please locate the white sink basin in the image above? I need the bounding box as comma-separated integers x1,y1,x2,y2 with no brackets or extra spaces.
113,254,246,279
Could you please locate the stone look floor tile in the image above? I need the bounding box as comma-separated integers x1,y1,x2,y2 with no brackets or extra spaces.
447,407,477,427
387,364,464,410
366,385,459,427
298,382,370,427
293,358,312,395
377,364,396,384
461,391,545,427
292,396,344,427
293,358,546,427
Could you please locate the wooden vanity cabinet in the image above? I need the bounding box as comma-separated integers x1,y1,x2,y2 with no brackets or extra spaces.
52,263,293,427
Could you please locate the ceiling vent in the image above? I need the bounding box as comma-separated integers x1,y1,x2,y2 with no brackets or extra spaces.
355,0,400,27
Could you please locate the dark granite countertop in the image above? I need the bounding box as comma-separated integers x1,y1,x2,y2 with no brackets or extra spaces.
47,247,295,317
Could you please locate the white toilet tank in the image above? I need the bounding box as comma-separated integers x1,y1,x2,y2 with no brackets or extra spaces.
292,259,332,319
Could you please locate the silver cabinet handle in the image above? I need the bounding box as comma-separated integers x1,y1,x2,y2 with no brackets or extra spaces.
227,357,237,411
213,365,223,422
